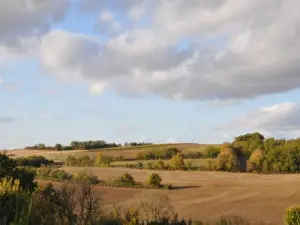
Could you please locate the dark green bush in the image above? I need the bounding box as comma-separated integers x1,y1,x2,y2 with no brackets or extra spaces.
15,155,54,167
36,167,72,182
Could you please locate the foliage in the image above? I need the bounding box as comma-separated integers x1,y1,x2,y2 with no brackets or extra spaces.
95,153,112,167
216,149,239,172
70,140,120,150
185,161,193,170
0,154,37,192
137,148,179,160
72,171,99,185
285,205,300,225
36,167,72,182
15,156,54,167
148,173,162,187
55,143,62,151
204,146,220,159
205,159,217,171
65,155,94,167
112,173,136,187
169,154,185,170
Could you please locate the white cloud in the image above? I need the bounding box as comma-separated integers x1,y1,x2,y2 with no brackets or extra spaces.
230,102,300,137
37,0,300,101
0,0,71,66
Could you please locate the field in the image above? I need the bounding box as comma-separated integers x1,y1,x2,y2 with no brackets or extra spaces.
3,143,216,162
4,144,299,224
60,167,300,225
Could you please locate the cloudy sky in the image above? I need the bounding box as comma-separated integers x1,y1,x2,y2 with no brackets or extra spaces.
1,0,300,149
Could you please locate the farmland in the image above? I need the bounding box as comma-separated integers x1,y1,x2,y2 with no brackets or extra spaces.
4,143,216,163
59,167,300,225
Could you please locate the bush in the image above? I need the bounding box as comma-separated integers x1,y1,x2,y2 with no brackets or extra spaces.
15,155,54,167
72,172,99,185
146,162,154,170
204,146,220,158
169,154,185,170
65,155,94,167
156,160,165,170
148,173,162,187
185,160,193,170
36,167,72,182
285,205,300,225
113,173,135,187
205,159,217,171
95,153,112,167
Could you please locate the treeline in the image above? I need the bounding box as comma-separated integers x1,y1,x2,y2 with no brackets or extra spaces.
136,146,220,161
25,140,152,151
203,132,300,173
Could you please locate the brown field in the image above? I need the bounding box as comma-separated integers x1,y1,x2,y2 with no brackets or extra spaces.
60,167,300,225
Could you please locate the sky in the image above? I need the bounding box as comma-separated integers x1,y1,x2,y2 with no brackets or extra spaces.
1,0,300,149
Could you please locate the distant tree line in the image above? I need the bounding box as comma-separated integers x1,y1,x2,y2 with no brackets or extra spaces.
25,140,153,151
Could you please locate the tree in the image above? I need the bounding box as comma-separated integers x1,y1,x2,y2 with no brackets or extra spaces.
204,146,220,158
55,143,62,151
148,173,162,187
285,205,300,225
38,143,46,150
169,154,185,170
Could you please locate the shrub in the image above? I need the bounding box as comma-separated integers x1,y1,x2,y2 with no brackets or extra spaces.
95,153,112,167
185,160,193,170
72,172,99,185
156,160,165,170
204,146,220,159
148,173,162,187
15,155,54,167
65,155,94,167
36,167,72,182
205,159,217,171
170,154,185,170
137,162,144,169
285,205,300,225
146,162,154,170
55,143,62,151
113,173,135,187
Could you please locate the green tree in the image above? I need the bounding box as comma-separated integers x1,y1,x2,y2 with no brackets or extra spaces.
38,143,45,150
285,205,300,225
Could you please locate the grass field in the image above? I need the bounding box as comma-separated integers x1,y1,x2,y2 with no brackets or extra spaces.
60,167,300,225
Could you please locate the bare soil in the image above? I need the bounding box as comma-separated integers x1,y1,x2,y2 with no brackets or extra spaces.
60,167,299,224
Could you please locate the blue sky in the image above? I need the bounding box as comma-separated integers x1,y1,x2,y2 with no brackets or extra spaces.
1,0,300,149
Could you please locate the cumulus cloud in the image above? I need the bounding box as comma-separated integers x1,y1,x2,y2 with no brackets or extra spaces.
38,0,300,100
229,102,300,137
0,0,70,48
